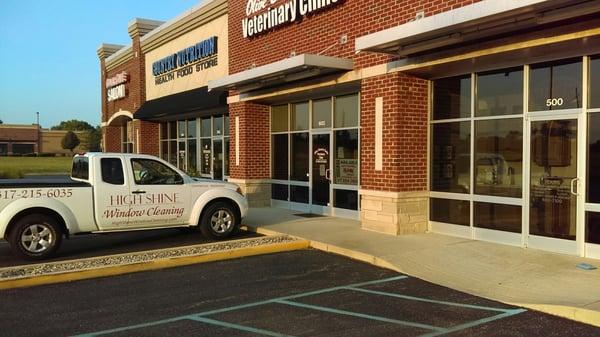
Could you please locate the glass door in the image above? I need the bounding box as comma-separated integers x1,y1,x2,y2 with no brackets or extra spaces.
311,132,332,214
528,116,582,254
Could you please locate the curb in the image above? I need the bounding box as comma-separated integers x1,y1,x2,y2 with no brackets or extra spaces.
242,225,600,328
0,238,310,290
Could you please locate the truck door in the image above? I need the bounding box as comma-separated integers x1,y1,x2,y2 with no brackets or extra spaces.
94,157,131,230
125,157,191,228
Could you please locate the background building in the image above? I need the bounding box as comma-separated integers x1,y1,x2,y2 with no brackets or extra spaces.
0,124,88,155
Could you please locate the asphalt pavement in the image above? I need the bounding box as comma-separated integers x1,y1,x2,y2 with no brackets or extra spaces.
0,228,258,267
0,250,597,336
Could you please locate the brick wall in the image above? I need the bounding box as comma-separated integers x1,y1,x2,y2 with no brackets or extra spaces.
229,101,270,180
104,126,121,152
360,72,428,192
137,120,160,156
228,0,480,73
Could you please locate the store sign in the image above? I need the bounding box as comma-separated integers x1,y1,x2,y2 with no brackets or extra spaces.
243,0,342,38
106,72,128,102
152,36,218,86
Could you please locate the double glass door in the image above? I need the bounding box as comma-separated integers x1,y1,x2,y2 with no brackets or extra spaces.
527,115,583,254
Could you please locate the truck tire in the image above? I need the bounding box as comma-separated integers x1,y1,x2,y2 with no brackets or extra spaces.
8,214,63,260
199,201,238,240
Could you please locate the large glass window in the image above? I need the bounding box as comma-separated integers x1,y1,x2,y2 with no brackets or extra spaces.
334,94,359,128
431,122,471,193
271,105,288,132
474,119,523,198
529,59,582,111
588,113,600,203
430,198,470,226
272,134,288,180
433,75,471,120
474,202,521,233
292,102,309,131
121,121,134,153
291,133,309,181
334,129,359,185
590,56,600,109
586,212,600,244
312,99,332,128
476,68,523,116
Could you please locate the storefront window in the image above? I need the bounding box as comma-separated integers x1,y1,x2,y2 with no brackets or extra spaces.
430,198,470,226
334,129,358,185
588,113,600,203
200,139,211,175
291,102,309,131
213,116,224,136
291,133,309,181
431,122,471,193
474,202,522,233
213,140,223,180
187,119,197,138
334,94,359,128
272,134,288,180
271,105,288,132
474,119,523,198
178,121,187,138
586,212,600,244
290,185,309,204
529,59,582,111
476,68,523,117
201,118,211,137
312,99,332,128
121,121,134,153
272,184,288,201
433,75,471,120
591,56,600,109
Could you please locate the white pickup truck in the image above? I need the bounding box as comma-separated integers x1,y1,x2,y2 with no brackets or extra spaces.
0,153,248,260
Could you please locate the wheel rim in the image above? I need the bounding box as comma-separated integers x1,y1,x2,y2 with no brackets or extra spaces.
210,209,233,234
21,224,54,253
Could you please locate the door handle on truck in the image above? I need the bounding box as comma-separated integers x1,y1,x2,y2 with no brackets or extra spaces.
132,190,146,194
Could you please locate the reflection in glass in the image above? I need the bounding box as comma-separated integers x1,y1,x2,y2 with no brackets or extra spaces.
430,198,470,226
213,140,223,180
169,141,177,166
200,139,212,175
334,129,359,185
272,184,288,201
335,94,359,128
271,105,288,132
474,119,523,197
272,134,288,180
313,99,332,128
224,138,230,177
178,121,186,138
529,59,582,111
431,122,471,193
160,141,168,161
160,123,168,140
334,189,358,210
586,212,600,244
589,113,600,203
591,56,600,108
291,133,309,181
213,116,224,136
188,139,197,174
474,202,521,233
433,76,471,120
187,119,197,138
224,115,230,136
169,122,177,140
530,120,577,240
291,102,309,131
476,68,523,116
201,118,211,137
290,185,309,204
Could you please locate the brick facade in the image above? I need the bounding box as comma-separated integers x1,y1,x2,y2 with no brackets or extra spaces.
228,102,270,180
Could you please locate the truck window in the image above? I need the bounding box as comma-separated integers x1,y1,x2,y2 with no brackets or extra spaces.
131,159,183,185
71,157,89,180
101,158,125,185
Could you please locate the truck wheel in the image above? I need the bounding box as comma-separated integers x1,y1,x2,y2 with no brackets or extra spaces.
200,202,238,240
8,214,63,260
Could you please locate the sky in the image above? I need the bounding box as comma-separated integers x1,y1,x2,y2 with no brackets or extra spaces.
0,0,201,128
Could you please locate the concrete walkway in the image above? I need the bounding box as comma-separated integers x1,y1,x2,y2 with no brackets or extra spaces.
243,207,600,326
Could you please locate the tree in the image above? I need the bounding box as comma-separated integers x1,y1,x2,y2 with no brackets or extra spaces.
52,119,94,131
61,131,80,153
87,126,102,151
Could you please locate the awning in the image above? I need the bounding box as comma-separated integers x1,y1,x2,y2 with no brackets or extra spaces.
134,87,227,121
355,0,600,56
208,54,353,93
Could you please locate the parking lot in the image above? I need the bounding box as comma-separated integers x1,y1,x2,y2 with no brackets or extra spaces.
0,228,257,268
0,249,597,336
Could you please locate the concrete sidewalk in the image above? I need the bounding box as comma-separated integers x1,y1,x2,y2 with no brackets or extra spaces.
243,207,600,326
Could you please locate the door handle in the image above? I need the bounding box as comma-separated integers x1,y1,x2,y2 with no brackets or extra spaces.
570,178,580,196
132,190,146,194
325,169,331,181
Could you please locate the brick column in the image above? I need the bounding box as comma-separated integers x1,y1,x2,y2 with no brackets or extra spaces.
360,72,429,235
228,101,271,207
136,120,160,156
103,126,121,153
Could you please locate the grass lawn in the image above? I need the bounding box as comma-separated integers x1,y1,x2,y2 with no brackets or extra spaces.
0,156,73,178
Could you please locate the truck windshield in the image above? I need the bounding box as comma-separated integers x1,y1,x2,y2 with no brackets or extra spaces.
131,159,183,185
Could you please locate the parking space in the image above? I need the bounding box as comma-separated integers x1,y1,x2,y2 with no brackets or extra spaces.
0,250,597,337
0,228,258,268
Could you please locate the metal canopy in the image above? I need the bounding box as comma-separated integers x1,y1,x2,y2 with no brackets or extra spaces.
355,0,600,56
208,54,354,93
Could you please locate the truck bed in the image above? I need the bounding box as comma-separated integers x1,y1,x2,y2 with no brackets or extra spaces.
0,178,91,188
